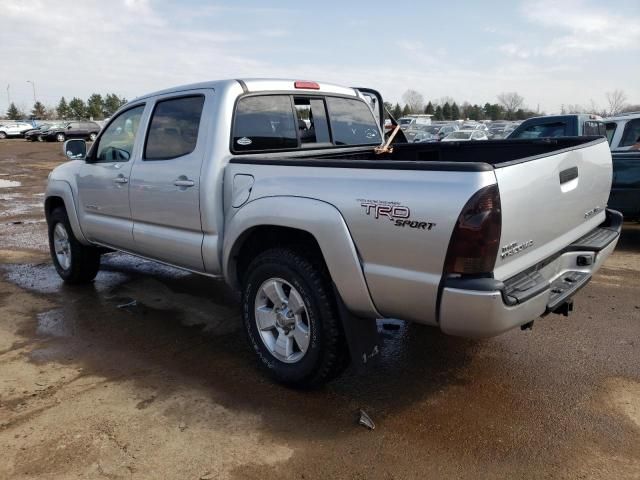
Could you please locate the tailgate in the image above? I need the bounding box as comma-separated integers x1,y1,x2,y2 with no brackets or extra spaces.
493,138,613,281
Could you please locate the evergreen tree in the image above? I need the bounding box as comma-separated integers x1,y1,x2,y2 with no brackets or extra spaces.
451,102,460,120
434,105,443,121
483,103,492,119
87,93,104,120
424,101,434,115
442,102,451,120
104,93,127,116
31,101,46,119
7,102,22,120
470,105,483,121
401,104,411,116
392,103,402,119
68,97,87,119
57,97,70,120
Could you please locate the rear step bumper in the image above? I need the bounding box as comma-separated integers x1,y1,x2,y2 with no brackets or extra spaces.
439,209,622,338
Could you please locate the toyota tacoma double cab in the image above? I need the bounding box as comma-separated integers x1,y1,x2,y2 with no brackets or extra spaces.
45,78,621,386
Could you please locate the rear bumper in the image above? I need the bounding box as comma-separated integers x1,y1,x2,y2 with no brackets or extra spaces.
439,209,622,338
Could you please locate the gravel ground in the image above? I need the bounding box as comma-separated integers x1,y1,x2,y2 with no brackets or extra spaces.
0,139,639,479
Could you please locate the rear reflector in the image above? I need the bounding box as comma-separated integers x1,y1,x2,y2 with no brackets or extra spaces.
294,81,320,90
444,184,502,275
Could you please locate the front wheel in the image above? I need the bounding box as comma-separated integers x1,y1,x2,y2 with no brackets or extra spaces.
0,132,7,139
56,133,65,142
89,132,97,141
48,207,101,284
242,248,348,387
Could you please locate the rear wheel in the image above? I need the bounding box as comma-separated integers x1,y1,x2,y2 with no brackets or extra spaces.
89,132,97,141
242,248,348,387
56,133,65,142
0,132,7,139
48,207,101,284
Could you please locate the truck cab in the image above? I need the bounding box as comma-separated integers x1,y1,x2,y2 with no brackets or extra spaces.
508,114,606,139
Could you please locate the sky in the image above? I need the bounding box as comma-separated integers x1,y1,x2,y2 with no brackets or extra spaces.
1,0,639,115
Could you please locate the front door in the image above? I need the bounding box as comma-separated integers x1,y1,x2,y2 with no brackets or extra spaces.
129,92,211,272
76,104,147,250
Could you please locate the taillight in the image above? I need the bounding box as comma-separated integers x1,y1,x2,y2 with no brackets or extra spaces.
444,184,501,276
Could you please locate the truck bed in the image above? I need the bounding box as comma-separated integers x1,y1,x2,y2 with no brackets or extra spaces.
228,135,614,331
232,136,604,170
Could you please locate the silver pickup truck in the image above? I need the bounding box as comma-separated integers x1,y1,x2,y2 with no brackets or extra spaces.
45,78,621,386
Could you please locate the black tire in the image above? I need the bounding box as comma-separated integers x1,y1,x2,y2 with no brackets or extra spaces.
242,248,348,387
0,132,7,139
48,207,101,284
55,133,65,142
89,132,97,141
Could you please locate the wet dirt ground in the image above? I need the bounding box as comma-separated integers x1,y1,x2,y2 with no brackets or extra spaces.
0,139,639,479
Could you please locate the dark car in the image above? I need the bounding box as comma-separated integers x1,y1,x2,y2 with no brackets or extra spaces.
41,121,101,142
23,123,53,141
608,151,640,220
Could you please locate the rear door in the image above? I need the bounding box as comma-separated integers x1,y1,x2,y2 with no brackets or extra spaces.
492,138,613,281
129,91,212,271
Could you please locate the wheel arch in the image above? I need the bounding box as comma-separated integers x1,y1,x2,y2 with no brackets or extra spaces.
45,180,90,245
223,196,379,319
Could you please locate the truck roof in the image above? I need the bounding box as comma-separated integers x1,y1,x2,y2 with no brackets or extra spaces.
132,78,359,103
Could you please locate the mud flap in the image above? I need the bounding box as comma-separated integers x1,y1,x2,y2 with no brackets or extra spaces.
333,286,380,373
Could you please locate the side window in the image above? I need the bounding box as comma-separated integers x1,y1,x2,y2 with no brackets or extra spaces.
94,105,145,162
619,119,640,147
145,96,204,160
326,97,381,146
294,97,331,146
233,95,297,152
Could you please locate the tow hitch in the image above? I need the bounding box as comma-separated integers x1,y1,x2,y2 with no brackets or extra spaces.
552,300,574,317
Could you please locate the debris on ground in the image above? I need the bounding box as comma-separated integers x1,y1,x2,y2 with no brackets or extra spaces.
358,409,375,430
116,299,138,309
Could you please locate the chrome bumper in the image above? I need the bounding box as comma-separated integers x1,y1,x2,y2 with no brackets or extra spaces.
438,210,622,338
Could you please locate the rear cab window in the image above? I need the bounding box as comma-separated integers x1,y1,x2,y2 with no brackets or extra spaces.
511,121,568,139
232,93,380,153
583,120,605,136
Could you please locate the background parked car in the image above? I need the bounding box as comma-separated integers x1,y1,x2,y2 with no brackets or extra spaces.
441,129,489,142
0,122,33,139
413,123,458,142
605,112,640,152
608,151,640,220
40,121,101,142
23,123,53,141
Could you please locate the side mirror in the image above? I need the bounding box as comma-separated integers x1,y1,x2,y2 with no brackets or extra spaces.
64,139,87,161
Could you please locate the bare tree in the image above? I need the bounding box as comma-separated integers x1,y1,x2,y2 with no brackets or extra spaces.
564,104,584,114
605,89,628,116
497,92,525,118
402,89,425,114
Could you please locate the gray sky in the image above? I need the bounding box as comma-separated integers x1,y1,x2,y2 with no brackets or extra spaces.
1,0,638,115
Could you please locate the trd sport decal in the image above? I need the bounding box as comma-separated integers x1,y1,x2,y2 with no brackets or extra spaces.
358,199,436,230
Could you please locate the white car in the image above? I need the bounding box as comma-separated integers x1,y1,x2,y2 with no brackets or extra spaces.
0,122,33,139
605,112,640,151
461,123,488,131
442,130,488,142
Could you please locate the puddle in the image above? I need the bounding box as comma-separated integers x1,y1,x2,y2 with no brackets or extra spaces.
37,309,73,337
0,179,22,188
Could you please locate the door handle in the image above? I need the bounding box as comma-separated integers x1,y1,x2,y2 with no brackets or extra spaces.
114,175,128,184
174,178,195,187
